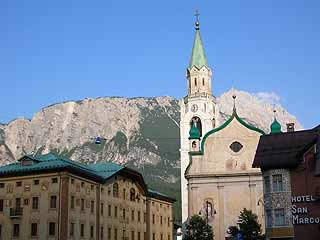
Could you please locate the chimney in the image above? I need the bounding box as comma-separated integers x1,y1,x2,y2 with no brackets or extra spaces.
286,123,295,132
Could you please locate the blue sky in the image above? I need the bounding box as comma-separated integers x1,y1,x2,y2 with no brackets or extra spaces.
1,1,319,128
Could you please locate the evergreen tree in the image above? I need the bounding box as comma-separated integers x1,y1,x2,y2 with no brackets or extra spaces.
227,208,265,240
183,215,213,240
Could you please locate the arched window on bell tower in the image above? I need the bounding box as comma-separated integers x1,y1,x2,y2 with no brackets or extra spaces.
190,116,202,137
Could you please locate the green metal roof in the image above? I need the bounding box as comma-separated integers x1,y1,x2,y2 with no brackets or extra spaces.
0,153,175,202
0,153,123,181
189,28,208,69
270,118,282,134
189,123,201,140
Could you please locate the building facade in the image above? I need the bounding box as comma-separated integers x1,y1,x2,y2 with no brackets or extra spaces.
253,123,320,240
180,18,266,240
0,153,175,240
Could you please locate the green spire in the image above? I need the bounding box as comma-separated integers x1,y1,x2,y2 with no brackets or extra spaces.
270,110,281,133
188,15,208,69
189,123,201,140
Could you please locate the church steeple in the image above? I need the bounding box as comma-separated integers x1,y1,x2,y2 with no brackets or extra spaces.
189,13,208,69
186,11,212,97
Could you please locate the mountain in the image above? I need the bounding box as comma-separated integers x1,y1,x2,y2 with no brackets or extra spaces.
0,89,302,222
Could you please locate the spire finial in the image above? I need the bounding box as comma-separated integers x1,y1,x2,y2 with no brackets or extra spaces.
194,10,200,30
232,93,237,113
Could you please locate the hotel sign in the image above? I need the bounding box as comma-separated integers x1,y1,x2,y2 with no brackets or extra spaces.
291,195,320,224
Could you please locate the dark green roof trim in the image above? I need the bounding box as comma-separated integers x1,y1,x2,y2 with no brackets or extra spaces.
199,111,266,155
148,189,176,203
189,151,202,156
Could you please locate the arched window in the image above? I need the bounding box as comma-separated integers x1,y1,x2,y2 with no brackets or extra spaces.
130,188,136,201
113,183,119,198
190,116,202,137
194,78,197,86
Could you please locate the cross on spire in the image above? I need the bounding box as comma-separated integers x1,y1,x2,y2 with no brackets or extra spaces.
195,10,200,22
194,10,200,30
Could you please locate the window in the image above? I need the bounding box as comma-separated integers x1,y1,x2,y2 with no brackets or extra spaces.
91,185,94,191
114,228,118,240
70,223,74,236
13,224,19,237
153,233,155,240
115,206,118,218
264,176,270,193
32,197,39,210
16,198,21,208
24,198,29,206
168,217,170,226
71,178,74,184
0,183,4,188
168,234,170,240
131,231,135,240
123,188,126,200
16,181,22,187
194,78,197,86
108,227,111,240
71,196,75,209
266,209,272,227
34,180,39,185
81,182,84,187
123,208,126,219
90,225,94,238
91,200,94,214
108,204,111,216
81,199,85,211
138,232,141,240
0,199,3,212
101,203,104,215
31,223,37,237
80,224,85,237
101,226,104,239
229,141,243,153
49,222,55,236
52,178,58,183
273,174,283,192
160,215,163,225
138,211,141,222
130,188,136,201
161,233,163,240
123,230,126,240
132,210,135,221
113,183,119,198
50,195,57,208
144,212,146,223
101,187,104,193
202,78,205,86
152,214,155,224
275,209,285,226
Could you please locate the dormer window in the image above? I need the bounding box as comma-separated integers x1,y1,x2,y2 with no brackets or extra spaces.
21,159,33,166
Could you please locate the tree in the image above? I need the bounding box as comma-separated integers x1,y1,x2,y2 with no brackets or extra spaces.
227,208,265,240
183,215,213,240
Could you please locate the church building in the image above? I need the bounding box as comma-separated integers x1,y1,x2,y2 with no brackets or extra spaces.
180,16,266,239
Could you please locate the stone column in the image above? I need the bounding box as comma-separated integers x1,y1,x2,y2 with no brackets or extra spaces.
217,185,225,240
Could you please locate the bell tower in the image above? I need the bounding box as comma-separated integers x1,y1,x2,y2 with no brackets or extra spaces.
180,12,218,223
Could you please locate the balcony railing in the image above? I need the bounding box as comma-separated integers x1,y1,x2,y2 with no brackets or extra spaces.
10,207,23,218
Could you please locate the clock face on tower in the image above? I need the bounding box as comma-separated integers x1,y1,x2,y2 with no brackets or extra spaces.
191,104,198,112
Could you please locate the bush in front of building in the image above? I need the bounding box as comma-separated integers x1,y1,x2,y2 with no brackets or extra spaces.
227,208,265,240
183,215,214,240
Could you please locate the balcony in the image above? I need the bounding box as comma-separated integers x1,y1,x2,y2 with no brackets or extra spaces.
10,207,23,218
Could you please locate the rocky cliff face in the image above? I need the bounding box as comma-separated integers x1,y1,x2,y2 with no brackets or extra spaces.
0,89,302,221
